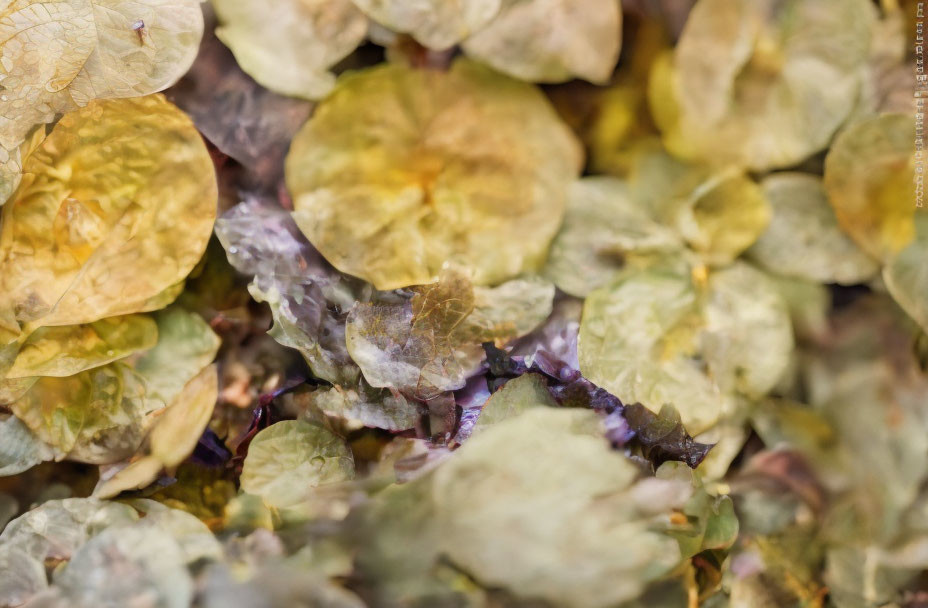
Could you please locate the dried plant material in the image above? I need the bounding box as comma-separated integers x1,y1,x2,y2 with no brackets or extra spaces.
824,113,916,262
544,177,682,297
748,173,880,284
10,364,154,463
168,12,314,186
216,196,357,385
0,415,54,475
5,315,157,380
628,147,770,266
297,381,420,432
0,0,203,192
285,59,582,289
579,260,791,434
211,0,367,99
353,0,500,49
2,3,921,604
4,306,218,469
0,96,217,331
240,420,354,509
346,269,552,399
654,0,874,170
462,0,622,84
884,215,928,335
94,365,219,498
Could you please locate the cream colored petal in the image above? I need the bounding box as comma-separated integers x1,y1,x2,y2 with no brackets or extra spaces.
462,0,621,84
212,0,367,99
354,0,499,50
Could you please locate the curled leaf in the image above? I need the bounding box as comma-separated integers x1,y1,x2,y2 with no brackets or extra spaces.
624,404,712,468
93,365,218,499
285,59,582,289
149,365,219,468
216,196,358,384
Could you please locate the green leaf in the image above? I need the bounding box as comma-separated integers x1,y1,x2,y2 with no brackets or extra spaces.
579,260,722,434
5,315,158,380
133,307,220,406
431,408,685,606
579,260,792,434
471,373,555,433
10,363,155,463
240,420,355,509
627,148,770,266
544,176,682,297
702,262,794,397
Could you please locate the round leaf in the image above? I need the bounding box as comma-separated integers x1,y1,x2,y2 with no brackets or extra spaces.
240,420,355,508
285,60,582,289
748,173,879,284
0,96,218,329
212,0,367,100
824,113,916,261
658,0,873,170
462,0,622,84
353,0,500,50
